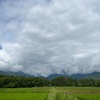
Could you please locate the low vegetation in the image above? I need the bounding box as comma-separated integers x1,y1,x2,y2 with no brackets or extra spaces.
0,87,100,100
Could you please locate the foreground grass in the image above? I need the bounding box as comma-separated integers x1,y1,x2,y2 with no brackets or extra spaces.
0,87,100,100
0,93,48,100
0,87,49,100
74,94,100,100
0,87,50,93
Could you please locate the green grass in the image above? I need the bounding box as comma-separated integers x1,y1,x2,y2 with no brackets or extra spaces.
74,94,100,100
0,87,50,93
0,87,49,100
0,87,100,100
0,93,48,100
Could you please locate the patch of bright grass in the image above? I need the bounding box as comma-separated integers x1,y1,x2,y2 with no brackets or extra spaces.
0,93,48,100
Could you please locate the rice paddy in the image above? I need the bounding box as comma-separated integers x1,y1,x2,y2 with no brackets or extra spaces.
0,87,100,100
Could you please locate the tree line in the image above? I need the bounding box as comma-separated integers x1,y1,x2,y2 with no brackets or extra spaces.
0,74,100,88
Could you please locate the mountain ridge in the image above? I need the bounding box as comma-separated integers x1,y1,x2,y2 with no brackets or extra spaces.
0,70,31,77
0,70,100,80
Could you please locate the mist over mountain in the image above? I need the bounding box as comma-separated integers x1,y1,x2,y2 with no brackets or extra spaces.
0,70,100,80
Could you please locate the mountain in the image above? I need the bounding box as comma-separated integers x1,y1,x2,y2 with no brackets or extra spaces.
46,74,67,80
0,70,100,80
70,73,87,79
47,72,100,80
84,72,100,80
47,73,85,80
0,70,31,77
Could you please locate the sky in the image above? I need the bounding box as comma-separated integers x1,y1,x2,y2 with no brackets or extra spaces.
0,0,100,76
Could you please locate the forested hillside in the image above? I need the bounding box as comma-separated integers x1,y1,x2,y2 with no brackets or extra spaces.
0,74,100,88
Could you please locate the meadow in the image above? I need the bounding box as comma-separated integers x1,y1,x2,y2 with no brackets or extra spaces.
0,87,100,100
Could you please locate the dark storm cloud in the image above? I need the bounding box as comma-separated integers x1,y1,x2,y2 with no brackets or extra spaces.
0,0,100,76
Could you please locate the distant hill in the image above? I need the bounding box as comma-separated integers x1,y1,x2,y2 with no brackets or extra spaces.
46,74,67,80
0,70,100,80
47,72,100,80
84,72,100,80
70,73,87,79
0,70,31,77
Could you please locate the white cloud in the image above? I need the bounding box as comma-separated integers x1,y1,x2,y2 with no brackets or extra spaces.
0,0,100,76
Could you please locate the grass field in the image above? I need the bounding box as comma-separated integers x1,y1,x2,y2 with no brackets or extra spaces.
0,87,100,100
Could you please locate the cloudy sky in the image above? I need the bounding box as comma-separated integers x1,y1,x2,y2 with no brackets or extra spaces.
0,0,100,76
